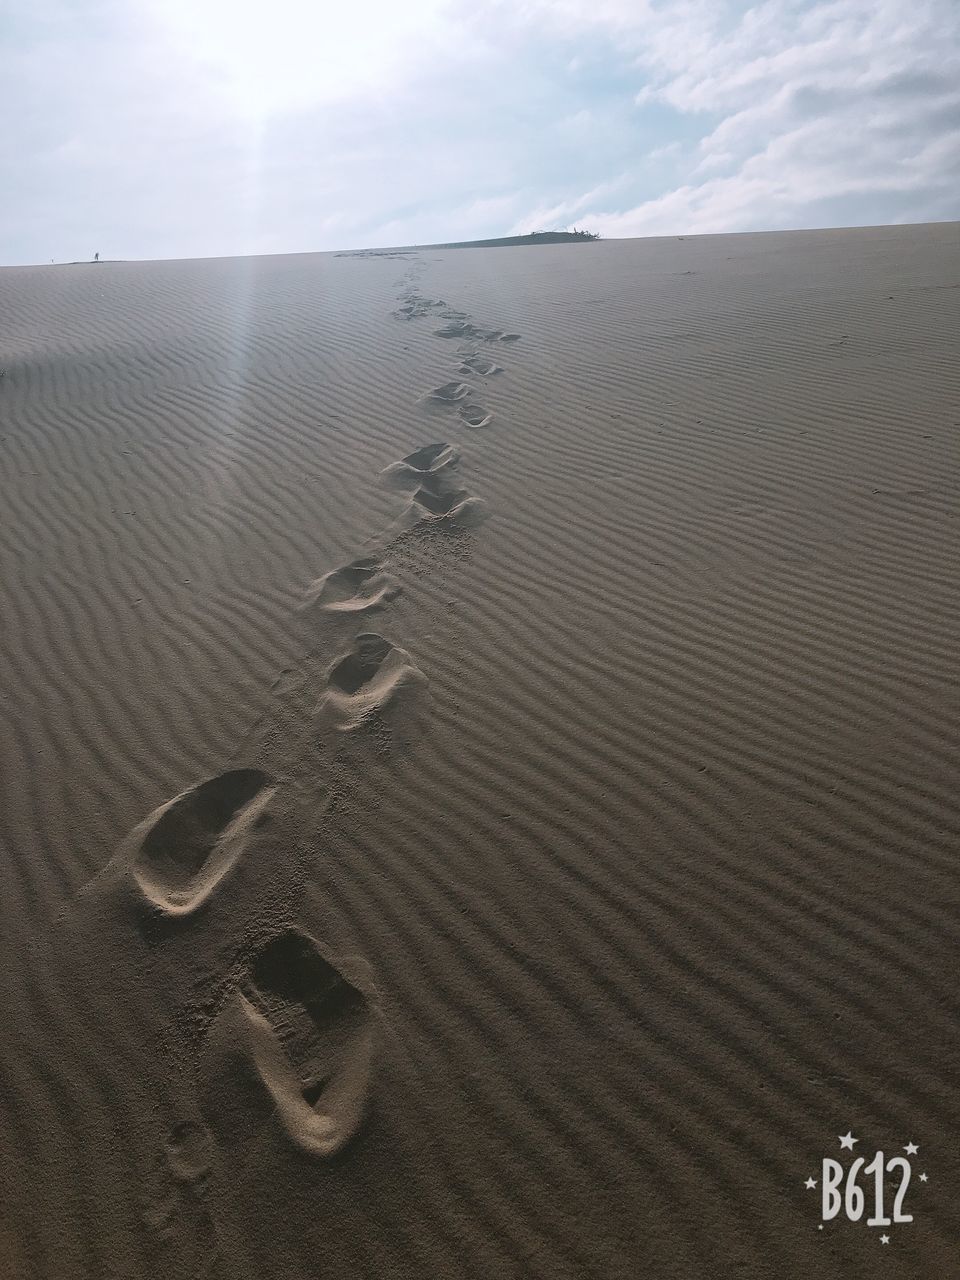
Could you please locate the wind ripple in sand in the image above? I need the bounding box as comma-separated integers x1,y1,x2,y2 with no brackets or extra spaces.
7,228,960,1280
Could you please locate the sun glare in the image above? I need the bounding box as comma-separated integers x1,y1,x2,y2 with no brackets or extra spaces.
143,0,452,119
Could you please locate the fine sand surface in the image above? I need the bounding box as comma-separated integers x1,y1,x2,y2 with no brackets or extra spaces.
1,223,958,1279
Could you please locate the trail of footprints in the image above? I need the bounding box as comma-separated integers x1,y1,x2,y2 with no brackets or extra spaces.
86,275,522,1218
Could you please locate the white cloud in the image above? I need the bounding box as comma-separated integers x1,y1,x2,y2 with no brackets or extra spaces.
2,0,957,261
514,0,960,235
508,176,634,236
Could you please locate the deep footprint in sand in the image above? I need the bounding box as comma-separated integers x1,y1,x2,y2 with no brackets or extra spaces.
394,295,445,320
472,329,521,343
317,632,426,732
434,320,479,339
414,478,469,515
198,928,376,1159
433,317,519,343
401,442,458,472
459,354,501,377
303,556,400,614
458,404,492,428
413,472,487,525
378,450,487,537
383,471,487,534
379,442,459,490
121,770,275,916
425,380,472,404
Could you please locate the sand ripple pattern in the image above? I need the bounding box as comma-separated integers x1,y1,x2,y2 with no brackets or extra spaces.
2,224,959,1278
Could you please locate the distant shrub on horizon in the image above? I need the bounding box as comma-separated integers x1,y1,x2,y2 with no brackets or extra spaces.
405,229,601,251
528,227,600,242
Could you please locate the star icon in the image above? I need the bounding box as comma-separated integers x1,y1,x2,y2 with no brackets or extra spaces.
818,1225,824,1231
904,1142,919,1155
880,1235,890,1245
839,1131,858,1150
805,1177,817,1189
920,1173,928,1182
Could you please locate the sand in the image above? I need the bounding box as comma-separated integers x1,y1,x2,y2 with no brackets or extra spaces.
1,222,958,1278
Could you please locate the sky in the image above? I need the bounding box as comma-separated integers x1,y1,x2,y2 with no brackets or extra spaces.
2,0,959,263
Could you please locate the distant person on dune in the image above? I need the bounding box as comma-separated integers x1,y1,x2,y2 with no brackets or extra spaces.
94,252,99,262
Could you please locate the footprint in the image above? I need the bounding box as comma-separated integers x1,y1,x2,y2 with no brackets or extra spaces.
459,355,501,377
401,442,458,472
426,381,472,403
378,450,486,537
411,474,488,528
458,404,492,428
474,329,521,343
327,632,394,693
199,929,376,1159
395,295,446,319
433,317,519,343
380,443,459,491
123,770,275,917
414,478,470,515
317,632,426,732
303,556,400,614
433,321,478,339
395,296,444,320
143,1119,220,1270
164,1120,214,1187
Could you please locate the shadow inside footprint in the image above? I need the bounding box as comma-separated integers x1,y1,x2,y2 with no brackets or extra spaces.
403,443,456,471
380,443,458,492
426,381,471,403
328,633,395,694
126,770,275,917
395,296,444,319
413,477,471,515
458,404,492,428
398,472,488,530
304,556,400,614
459,355,501,376
317,632,426,732
434,321,478,339
199,929,375,1159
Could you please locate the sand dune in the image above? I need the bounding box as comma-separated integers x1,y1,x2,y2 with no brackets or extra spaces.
1,223,959,1278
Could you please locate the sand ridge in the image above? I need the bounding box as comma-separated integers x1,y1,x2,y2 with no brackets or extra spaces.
1,224,959,1278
